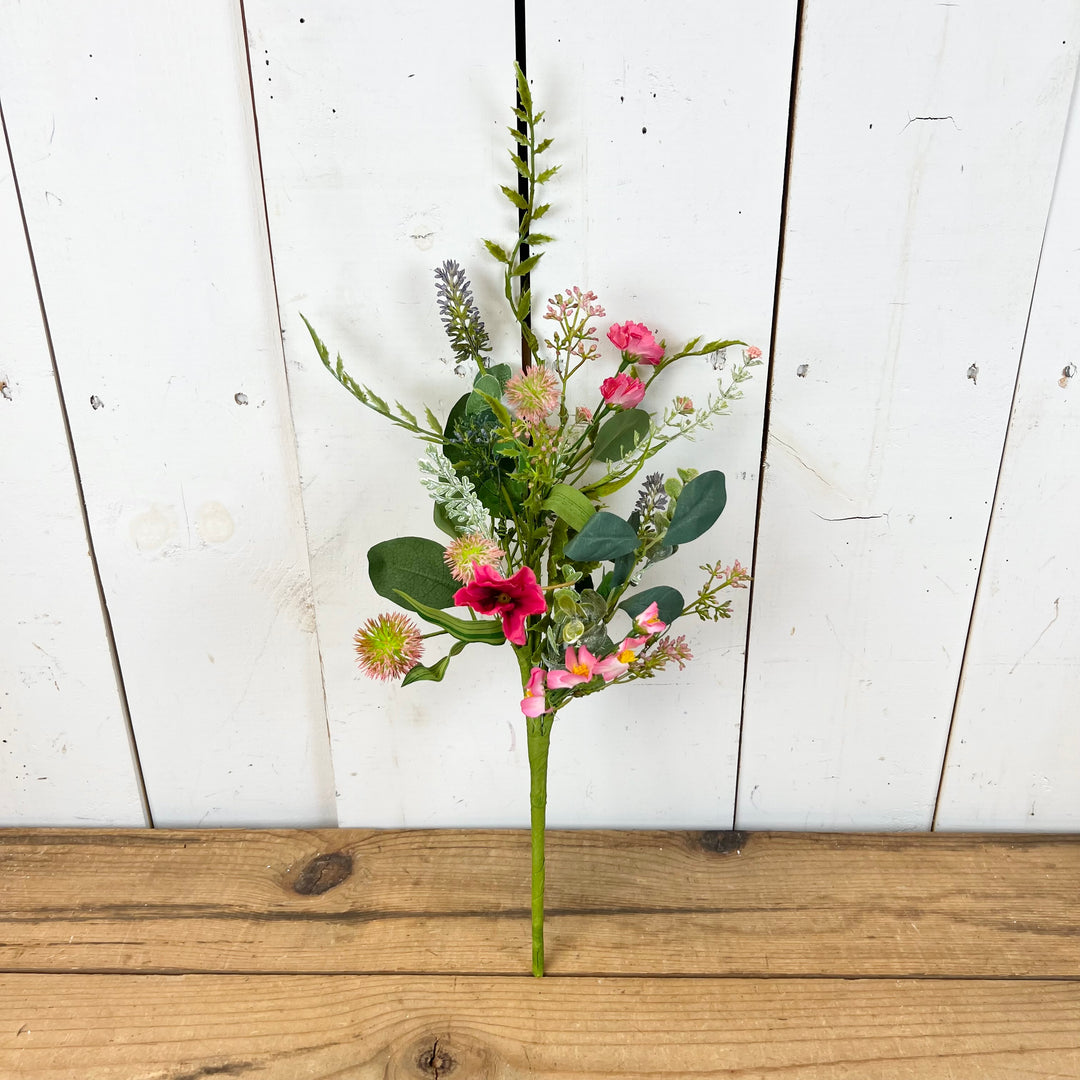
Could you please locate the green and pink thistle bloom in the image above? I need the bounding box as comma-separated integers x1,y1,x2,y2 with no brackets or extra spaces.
354,612,424,681
453,563,547,646
443,532,505,583
505,364,560,424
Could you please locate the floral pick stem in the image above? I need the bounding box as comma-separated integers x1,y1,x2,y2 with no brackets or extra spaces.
526,718,551,977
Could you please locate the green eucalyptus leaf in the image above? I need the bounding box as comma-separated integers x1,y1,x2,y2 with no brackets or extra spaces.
564,511,638,562
611,552,634,591
369,538,460,612
663,470,727,546
592,409,650,463
541,484,595,533
619,586,684,627
488,363,513,393
401,640,468,686
394,590,505,644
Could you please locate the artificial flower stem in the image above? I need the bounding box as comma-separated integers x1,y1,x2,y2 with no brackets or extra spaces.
526,718,551,977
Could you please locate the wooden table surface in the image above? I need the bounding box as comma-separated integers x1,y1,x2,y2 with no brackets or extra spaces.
1,829,1077,1077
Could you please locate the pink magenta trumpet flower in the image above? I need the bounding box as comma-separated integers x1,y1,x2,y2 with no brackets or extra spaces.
453,564,547,646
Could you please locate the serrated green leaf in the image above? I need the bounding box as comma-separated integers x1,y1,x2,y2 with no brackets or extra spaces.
535,137,553,154
663,470,727,546
395,401,417,426
424,405,443,434
700,339,742,353
369,537,460,612
509,150,530,180
564,511,639,562
512,253,542,277
483,239,510,264
526,233,554,246
500,184,528,210
532,203,551,220
507,127,529,146
592,409,651,463
619,586,684,628
516,288,532,321
396,591,506,644
541,484,596,533
401,640,468,686
515,64,532,110
511,106,527,122
536,165,561,184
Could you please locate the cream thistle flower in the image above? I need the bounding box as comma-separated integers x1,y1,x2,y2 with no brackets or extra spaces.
354,613,424,680
443,532,505,583
505,365,560,424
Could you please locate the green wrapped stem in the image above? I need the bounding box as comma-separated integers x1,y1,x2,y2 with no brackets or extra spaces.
526,720,551,977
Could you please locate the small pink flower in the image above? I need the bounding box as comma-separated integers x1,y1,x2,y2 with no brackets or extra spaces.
673,395,694,415
600,372,646,409
575,405,593,424
607,321,665,365
744,345,762,361
353,613,424,681
634,602,667,636
546,645,602,689
520,667,547,717
506,365,560,424
453,564,547,646
594,635,650,682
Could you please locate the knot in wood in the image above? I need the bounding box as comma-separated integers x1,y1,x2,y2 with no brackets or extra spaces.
292,852,353,895
417,1038,456,1078
699,830,749,855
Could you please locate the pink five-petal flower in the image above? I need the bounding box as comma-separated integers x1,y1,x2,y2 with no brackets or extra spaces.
546,645,602,689
600,372,646,409
594,635,649,682
453,563,547,646
634,601,667,636
520,667,547,717
607,321,665,365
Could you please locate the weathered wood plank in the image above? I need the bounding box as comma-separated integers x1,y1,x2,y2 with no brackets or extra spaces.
524,2,796,826
936,68,1080,831
0,107,145,827
740,0,1080,829
1,830,1076,977
0,2,335,826
2,973,1078,1079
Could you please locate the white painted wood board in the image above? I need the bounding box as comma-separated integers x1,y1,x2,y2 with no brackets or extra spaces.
738,1,1080,829
936,69,1080,831
0,2,335,826
525,1,796,826
245,1,528,826
0,117,146,826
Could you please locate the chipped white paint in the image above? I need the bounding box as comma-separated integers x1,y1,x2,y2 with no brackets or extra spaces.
0,127,145,825
527,2,795,826
0,2,335,826
738,1,1080,829
936,69,1080,830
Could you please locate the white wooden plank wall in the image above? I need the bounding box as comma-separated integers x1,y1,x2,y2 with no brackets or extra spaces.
936,60,1080,832
527,1,795,826
1,108,146,825
0,1,1077,830
0,2,335,826
737,0,1080,829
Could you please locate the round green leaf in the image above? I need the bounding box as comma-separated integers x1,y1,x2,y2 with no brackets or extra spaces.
368,537,460,612
664,471,727,546
563,511,639,562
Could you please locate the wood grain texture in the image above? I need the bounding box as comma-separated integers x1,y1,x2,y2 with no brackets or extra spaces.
0,105,145,827
2,973,1078,1079
0,2,335,827
936,67,1080,830
1,829,1077,977
739,0,1080,829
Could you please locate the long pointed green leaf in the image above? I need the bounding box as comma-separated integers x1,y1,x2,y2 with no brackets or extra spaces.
564,511,639,562
402,640,468,686
542,484,596,533
394,591,505,644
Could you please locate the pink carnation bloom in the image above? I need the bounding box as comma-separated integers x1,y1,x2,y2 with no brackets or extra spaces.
607,321,665,365
453,564,547,646
594,634,650,682
575,405,593,424
600,372,646,409
634,601,667,636
744,345,762,361
520,667,547,717
546,645,602,689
